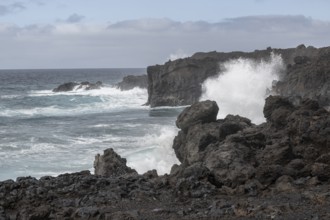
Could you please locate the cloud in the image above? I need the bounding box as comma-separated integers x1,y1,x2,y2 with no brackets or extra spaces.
0,2,25,16
66,13,85,23
0,15,329,69
108,18,180,31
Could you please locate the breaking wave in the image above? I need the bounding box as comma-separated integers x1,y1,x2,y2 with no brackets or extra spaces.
0,87,148,118
200,53,285,124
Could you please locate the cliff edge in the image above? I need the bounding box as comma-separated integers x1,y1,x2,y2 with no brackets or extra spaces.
147,45,329,108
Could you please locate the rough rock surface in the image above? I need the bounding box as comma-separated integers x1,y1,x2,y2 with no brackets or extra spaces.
273,46,330,108
147,45,330,107
94,148,137,177
172,96,329,187
116,75,148,90
1,97,329,219
176,100,219,131
53,81,102,92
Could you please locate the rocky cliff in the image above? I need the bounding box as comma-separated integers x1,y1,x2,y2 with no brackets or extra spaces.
1,97,329,219
273,47,330,109
115,75,148,91
147,45,329,108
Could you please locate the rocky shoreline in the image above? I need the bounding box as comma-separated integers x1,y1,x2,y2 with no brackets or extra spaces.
1,45,329,219
1,96,329,219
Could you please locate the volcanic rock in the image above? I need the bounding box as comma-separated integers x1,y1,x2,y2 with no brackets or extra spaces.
147,45,326,107
273,47,330,108
94,148,137,177
53,81,102,92
176,100,219,131
116,75,148,90
173,96,330,191
0,95,329,219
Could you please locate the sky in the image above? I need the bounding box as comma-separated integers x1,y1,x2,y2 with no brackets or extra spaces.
0,0,330,69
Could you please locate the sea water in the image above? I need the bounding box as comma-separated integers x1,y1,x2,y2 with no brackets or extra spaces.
0,69,181,181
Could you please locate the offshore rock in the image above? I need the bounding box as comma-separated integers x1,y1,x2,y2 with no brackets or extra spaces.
116,74,148,90
53,81,102,92
94,148,137,177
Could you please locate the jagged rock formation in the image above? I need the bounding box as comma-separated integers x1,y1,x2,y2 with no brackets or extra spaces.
115,75,148,90
52,81,102,92
1,97,329,219
94,148,137,177
273,46,330,108
147,45,329,107
172,97,330,190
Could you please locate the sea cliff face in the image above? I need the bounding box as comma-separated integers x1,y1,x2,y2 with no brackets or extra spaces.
273,47,330,108
147,45,329,108
147,58,219,106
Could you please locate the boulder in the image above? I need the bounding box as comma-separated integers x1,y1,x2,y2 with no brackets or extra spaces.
176,100,219,131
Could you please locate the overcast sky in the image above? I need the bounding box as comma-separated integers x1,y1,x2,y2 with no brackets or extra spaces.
1,0,330,69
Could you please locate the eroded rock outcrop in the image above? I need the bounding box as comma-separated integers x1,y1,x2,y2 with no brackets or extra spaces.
53,81,102,92
273,46,330,108
147,58,218,107
94,148,137,177
172,96,330,191
116,75,147,90
147,45,329,107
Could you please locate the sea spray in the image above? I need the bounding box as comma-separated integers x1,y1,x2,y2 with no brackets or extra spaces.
126,126,179,175
200,53,285,124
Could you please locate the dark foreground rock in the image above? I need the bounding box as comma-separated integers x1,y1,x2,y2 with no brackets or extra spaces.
53,81,102,92
0,97,329,219
147,45,330,108
115,75,148,90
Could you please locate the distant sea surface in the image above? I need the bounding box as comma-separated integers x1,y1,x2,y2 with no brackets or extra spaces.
0,68,181,181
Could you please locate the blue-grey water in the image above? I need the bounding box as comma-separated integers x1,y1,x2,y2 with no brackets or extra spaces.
0,69,181,181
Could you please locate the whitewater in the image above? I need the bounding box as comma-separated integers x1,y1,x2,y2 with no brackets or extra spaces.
200,53,284,124
0,69,181,181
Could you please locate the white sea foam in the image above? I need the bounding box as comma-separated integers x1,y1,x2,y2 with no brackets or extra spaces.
0,94,21,99
67,125,179,175
200,53,284,124
125,126,179,175
0,87,148,118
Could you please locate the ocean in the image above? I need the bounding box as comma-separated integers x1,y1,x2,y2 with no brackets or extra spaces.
0,68,182,181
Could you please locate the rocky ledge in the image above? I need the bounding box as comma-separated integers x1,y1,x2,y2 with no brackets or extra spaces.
53,81,102,92
115,75,148,91
0,97,329,219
